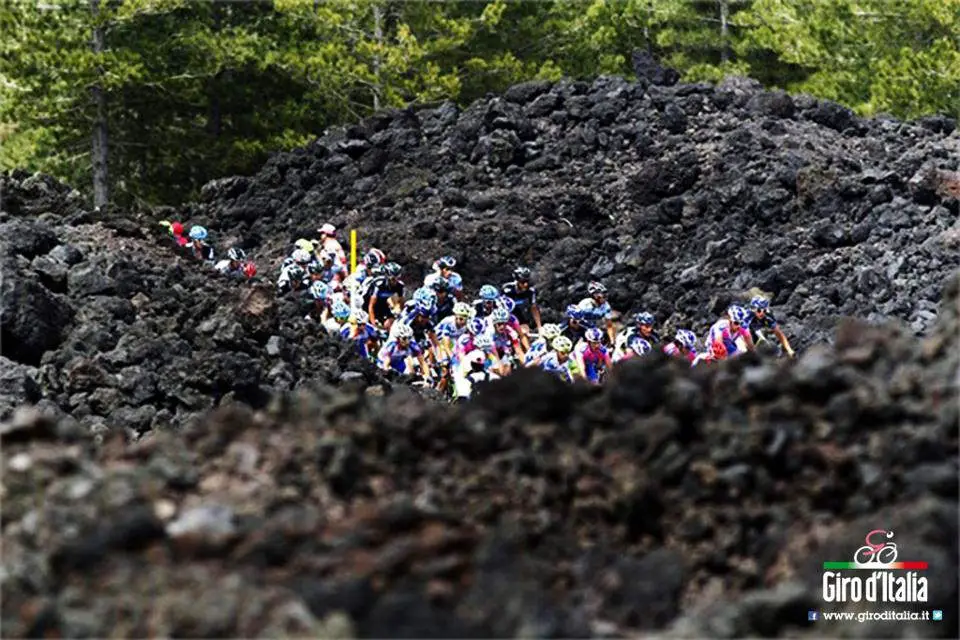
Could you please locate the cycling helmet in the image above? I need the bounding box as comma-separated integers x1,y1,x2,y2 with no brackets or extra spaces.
293,249,312,264
635,311,655,326
413,301,432,316
750,296,770,311
227,247,246,261
171,222,184,235
468,318,486,335
242,262,257,278
295,238,314,253
728,305,750,325
307,261,325,275
552,336,573,353
479,285,499,301
540,324,562,340
189,225,208,241
318,223,336,236
498,296,516,313
513,266,531,281
332,301,351,320
566,304,582,320
473,333,493,349
587,281,607,296
309,281,328,301
429,276,450,293
369,264,384,277
414,287,437,305
364,248,386,266
453,302,474,318
384,262,402,277
629,337,652,356
676,330,697,350
467,350,486,365
350,309,369,324
393,323,414,340
491,308,509,324
284,264,305,281
585,327,603,343
437,255,457,269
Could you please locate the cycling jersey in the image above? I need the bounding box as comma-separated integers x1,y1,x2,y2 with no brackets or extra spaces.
323,317,346,336
707,318,750,356
747,311,779,342
578,297,612,325
523,337,550,365
277,266,308,294
319,237,347,268
340,322,379,359
365,276,405,319
377,338,423,373
539,352,576,383
213,259,243,278
663,342,697,364
618,326,661,347
435,316,468,341
501,281,538,325
320,264,343,283
491,326,522,359
575,341,610,383
192,242,215,262
472,299,498,319
454,363,500,399
434,295,454,322
425,270,463,294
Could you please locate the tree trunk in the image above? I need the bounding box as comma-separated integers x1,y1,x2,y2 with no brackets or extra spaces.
90,0,109,208
209,1,222,138
372,3,383,111
718,0,729,64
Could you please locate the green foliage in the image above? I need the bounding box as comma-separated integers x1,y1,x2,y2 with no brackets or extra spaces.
2,0,957,207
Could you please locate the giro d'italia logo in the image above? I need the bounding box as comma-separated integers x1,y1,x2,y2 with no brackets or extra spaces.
822,530,929,603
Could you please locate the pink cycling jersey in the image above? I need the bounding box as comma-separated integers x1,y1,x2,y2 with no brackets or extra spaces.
707,319,750,351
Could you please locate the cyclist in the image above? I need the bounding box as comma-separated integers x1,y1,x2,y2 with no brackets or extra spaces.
748,296,795,358
317,223,347,268
523,323,562,366
429,277,455,321
452,318,493,371
160,220,188,247
663,329,698,364
188,225,215,262
453,350,501,403
692,340,728,367
560,304,589,344
501,267,542,336
277,263,308,295
305,280,330,322
489,307,526,375
574,327,611,384
497,297,530,351
707,305,755,358
241,262,257,279
473,284,500,319
540,336,577,383
214,247,248,278
365,262,405,329
424,256,464,300
294,238,315,255
340,309,380,360
614,336,652,364
324,300,352,336
400,300,440,355
377,323,429,377
579,282,616,344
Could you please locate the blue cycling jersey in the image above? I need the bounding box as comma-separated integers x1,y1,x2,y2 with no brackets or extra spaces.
377,338,423,373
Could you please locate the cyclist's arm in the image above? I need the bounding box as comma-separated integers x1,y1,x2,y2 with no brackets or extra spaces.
367,291,377,323
531,304,542,330
773,325,795,356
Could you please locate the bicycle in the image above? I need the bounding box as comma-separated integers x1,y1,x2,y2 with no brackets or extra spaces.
854,529,898,565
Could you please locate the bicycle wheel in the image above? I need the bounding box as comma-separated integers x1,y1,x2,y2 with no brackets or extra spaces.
854,546,875,565
877,544,898,565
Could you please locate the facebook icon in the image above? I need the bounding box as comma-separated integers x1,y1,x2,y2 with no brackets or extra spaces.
808,611,818,622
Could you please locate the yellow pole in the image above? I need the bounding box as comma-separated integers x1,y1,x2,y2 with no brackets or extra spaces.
350,229,358,273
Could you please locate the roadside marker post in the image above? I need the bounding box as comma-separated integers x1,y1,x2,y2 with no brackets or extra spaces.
350,229,358,273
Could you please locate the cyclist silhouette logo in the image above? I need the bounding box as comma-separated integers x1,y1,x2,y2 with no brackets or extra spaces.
854,529,898,566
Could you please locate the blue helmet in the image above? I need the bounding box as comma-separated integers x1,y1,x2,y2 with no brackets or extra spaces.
414,301,433,316
491,308,509,324
468,318,486,335
479,284,499,301
585,327,603,343
635,311,655,326
332,301,351,320
414,287,437,304
675,330,697,350
309,281,328,301
750,296,770,311
728,305,750,325
498,296,515,313
189,225,208,241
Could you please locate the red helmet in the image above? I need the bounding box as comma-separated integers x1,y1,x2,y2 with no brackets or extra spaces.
171,221,184,235
242,262,257,278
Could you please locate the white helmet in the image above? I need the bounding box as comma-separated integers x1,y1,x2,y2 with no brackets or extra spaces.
393,323,414,339
319,223,336,236
467,350,486,365
540,324,561,340
292,249,312,264
350,309,369,324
